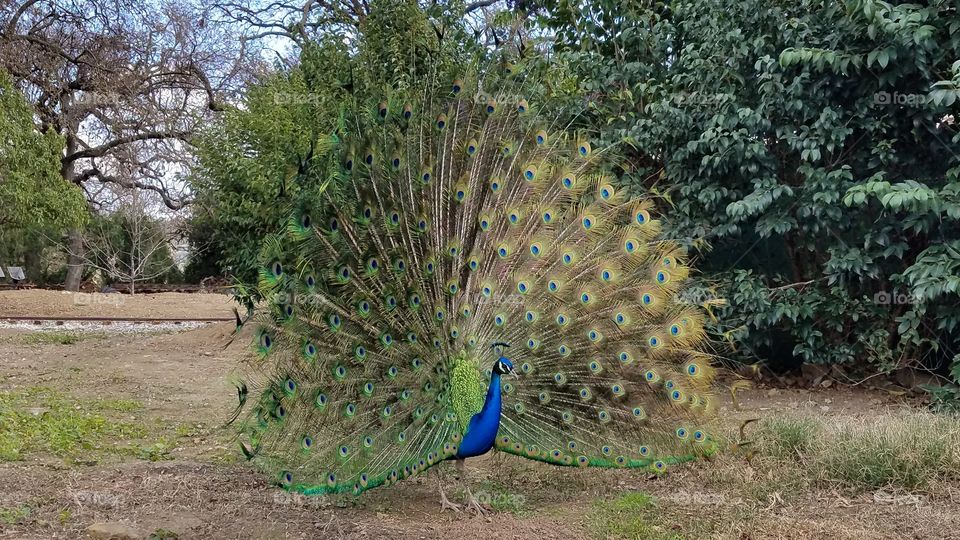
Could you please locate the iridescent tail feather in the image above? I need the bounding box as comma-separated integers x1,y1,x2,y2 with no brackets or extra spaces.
232,52,724,496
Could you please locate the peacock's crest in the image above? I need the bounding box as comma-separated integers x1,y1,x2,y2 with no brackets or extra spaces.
234,56,723,496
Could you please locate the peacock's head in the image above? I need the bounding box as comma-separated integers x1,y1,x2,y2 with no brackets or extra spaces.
493,356,517,377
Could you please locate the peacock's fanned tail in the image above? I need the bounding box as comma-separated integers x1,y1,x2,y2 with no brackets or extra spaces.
236,59,723,496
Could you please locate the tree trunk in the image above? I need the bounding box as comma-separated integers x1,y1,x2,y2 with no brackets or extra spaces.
62,131,84,292
64,228,84,291
23,233,42,285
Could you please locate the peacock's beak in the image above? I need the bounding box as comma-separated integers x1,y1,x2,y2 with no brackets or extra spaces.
509,370,519,379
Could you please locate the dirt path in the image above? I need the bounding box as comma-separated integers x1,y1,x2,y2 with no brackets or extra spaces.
0,289,234,319
0,292,956,539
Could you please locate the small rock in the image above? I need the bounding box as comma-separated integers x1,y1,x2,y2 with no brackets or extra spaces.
86,522,145,540
766,388,781,397
821,379,833,388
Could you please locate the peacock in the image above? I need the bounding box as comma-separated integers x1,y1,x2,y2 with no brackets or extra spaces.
232,54,725,513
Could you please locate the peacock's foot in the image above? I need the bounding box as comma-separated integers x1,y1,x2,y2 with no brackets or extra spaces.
438,481,462,513
464,487,488,516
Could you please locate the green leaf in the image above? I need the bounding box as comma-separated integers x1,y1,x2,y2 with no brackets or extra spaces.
877,49,890,69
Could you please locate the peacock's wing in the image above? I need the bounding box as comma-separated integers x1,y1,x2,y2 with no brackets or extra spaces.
237,57,722,496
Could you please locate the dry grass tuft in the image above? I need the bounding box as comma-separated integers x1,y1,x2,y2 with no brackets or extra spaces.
755,410,960,491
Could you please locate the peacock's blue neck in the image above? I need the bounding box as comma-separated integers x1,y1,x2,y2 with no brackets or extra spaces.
455,371,502,459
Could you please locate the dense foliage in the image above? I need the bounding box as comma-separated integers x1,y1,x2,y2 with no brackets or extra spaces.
190,48,349,285
0,70,87,274
536,0,960,377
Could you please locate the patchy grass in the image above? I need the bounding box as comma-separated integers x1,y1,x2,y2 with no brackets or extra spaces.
586,492,685,540
817,412,960,490
0,505,32,525
752,411,960,492
20,331,86,345
138,438,176,462
174,423,208,438
0,387,146,462
95,398,143,412
577,411,960,539
757,417,819,459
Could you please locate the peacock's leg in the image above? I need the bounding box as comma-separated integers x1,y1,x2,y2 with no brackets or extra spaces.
456,458,488,516
437,474,462,512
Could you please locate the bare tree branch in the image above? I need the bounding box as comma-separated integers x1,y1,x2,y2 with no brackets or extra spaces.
0,0,259,212
65,131,191,162
74,166,192,210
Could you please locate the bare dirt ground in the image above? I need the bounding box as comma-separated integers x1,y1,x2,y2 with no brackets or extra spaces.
0,292,957,539
0,289,234,319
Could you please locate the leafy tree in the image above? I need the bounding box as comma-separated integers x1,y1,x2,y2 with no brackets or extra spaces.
0,69,87,280
539,0,960,376
189,40,352,286
0,70,86,232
